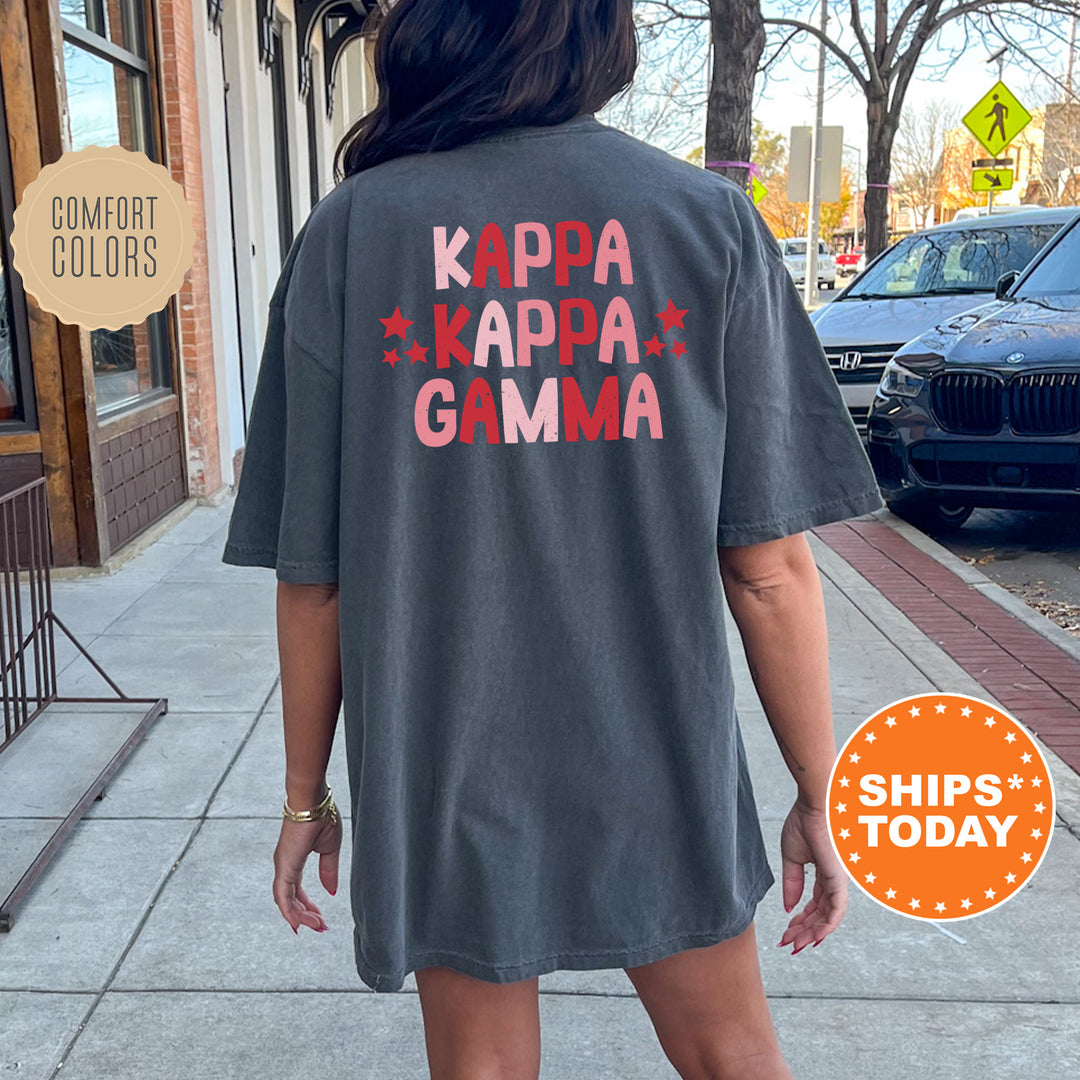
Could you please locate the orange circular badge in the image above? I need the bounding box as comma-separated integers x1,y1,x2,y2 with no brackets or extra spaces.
827,693,1055,921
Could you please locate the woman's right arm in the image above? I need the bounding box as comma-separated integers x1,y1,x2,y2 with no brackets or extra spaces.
718,531,849,953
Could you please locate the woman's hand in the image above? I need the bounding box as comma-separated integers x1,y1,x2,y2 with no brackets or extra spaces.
777,796,848,953
272,811,342,934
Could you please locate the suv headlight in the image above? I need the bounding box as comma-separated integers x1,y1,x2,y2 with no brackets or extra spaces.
878,358,925,398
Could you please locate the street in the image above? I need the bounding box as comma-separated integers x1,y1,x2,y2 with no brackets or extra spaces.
922,508,1080,637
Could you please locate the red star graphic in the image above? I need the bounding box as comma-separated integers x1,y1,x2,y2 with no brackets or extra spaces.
380,306,413,339
406,340,429,365
382,348,402,368
669,340,688,359
643,334,665,358
656,298,688,333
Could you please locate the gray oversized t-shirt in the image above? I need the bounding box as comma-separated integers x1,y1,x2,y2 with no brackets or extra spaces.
221,113,883,992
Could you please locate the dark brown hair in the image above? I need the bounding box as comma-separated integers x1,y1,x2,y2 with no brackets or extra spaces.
334,0,638,181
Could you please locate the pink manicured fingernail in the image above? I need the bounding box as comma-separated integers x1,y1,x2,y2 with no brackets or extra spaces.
329,889,337,896
812,940,821,948
292,925,298,935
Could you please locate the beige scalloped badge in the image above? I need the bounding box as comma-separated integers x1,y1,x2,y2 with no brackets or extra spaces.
10,144,195,332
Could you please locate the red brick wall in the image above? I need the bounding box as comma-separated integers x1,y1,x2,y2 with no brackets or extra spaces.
154,0,221,496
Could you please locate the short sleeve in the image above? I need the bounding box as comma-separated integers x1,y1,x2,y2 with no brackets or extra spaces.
220,226,342,584
716,223,884,547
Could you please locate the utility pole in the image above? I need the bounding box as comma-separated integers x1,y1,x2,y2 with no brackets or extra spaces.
803,0,828,308
1068,16,1077,99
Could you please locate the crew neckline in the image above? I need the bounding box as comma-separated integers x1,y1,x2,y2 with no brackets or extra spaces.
472,113,608,144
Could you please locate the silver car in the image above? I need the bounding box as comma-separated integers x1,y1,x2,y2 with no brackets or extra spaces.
809,207,1079,435
781,237,837,290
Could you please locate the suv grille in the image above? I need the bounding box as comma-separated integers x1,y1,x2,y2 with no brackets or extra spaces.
823,344,903,384
1010,373,1080,435
930,370,1080,435
930,372,1004,434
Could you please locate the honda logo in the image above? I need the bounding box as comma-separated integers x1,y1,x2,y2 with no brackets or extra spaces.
839,351,863,371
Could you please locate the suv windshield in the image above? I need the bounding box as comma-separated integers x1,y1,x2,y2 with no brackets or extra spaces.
1014,218,1080,296
843,222,1063,300
783,240,829,256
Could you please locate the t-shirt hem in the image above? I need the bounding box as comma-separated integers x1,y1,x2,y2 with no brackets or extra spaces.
716,487,884,548
353,865,776,993
220,542,339,584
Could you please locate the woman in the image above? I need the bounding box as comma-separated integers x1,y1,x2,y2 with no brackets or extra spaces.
221,1,883,1077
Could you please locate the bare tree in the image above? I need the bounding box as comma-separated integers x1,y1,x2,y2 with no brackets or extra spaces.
601,7,708,153
762,2,1080,258
892,101,959,228
635,2,765,185
646,1,1080,259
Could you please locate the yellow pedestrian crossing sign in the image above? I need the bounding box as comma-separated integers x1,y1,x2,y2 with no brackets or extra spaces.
962,81,1032,157
750,175,767,205
972,167,1014,192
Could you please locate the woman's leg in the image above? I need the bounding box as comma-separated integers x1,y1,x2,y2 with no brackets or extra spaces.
414,966,542,1080
624,921,793,1080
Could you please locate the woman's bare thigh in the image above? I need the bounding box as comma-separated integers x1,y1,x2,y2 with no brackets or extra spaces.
624,921,794,1080
414,965,541,1080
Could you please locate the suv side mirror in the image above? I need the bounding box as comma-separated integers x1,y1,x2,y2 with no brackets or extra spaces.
995,269,1020,299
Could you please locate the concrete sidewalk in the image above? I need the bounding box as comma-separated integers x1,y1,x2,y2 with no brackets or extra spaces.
1,497,1078,1080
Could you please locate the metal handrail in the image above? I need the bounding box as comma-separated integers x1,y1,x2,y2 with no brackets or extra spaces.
0,477,167,930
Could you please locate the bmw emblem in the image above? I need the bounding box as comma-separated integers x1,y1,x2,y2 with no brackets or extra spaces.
1005,351,1025,364
839,350,863,371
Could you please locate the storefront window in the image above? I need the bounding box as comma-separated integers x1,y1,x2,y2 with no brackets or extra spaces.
60,0,174,416
0,67,33,426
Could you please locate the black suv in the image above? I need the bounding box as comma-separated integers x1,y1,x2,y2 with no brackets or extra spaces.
867,212,1080,529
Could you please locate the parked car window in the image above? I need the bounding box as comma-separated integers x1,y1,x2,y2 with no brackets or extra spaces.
1014,219,1080,296
784,240,807,256
847,223,1062,299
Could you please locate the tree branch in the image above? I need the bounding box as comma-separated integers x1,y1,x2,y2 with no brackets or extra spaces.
883,0,929,71
761,17,870,89
850,0,878,74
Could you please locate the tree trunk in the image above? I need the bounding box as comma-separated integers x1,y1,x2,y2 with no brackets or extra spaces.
706,1,765,189
865,94,898,260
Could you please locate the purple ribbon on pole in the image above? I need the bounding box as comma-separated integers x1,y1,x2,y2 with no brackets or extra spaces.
705,160,763,179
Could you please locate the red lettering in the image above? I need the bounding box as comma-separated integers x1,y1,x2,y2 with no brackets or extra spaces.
472,223,512,289
434,303,473,367
459,376,501,444
562,375,620,441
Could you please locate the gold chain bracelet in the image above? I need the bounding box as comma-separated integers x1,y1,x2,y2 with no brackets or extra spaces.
283,785,339,825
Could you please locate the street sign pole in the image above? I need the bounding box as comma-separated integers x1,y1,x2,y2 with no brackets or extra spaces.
986,48,1004,212
804,0,827,308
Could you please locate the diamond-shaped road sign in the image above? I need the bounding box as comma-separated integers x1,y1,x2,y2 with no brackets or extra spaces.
972,168,1014,192
750,175,767,205
963,81,1032,157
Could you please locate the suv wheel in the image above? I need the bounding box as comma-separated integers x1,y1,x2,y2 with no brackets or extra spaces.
888,495,974,531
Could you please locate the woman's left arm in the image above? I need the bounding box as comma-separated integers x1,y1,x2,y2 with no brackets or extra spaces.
272,580,343,934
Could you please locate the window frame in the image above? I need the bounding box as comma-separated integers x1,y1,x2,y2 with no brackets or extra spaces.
59,0,179,421
0,69,37,432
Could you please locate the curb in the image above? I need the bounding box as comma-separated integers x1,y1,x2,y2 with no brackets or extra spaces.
829,507,1080,833
871,507,1080,666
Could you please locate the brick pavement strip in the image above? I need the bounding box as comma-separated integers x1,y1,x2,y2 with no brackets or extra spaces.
814,520,1080,775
